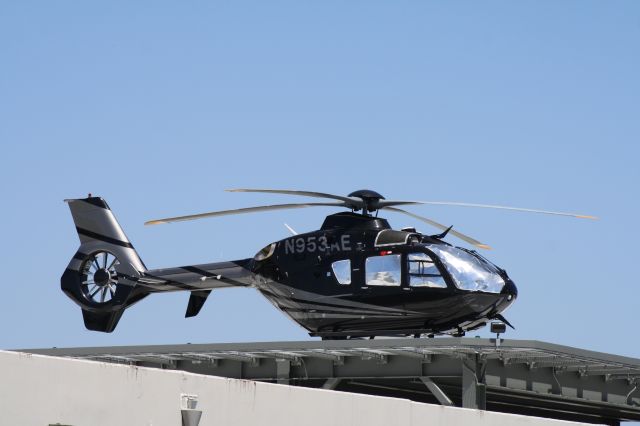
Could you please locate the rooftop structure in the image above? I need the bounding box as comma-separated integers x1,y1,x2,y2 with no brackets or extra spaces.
22,338,640,425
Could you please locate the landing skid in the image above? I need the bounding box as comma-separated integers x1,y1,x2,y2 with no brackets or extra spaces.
313,322,487,340
316,329,450,340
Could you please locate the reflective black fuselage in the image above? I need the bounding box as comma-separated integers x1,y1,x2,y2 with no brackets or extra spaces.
251,212,517,338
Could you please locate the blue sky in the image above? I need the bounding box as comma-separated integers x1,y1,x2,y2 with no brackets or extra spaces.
1,2,638,359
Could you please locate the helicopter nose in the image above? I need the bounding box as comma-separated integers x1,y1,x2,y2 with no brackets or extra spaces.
502,278,518,301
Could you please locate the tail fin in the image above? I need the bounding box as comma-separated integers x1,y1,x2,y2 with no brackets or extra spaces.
61,196,148,332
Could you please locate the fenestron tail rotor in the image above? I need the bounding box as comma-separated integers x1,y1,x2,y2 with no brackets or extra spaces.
145,188,597,249
80,251,120,304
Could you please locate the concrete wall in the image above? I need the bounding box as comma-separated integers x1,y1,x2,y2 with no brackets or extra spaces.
0,350,588,426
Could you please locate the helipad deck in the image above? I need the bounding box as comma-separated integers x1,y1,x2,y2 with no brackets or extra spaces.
22,338,640,425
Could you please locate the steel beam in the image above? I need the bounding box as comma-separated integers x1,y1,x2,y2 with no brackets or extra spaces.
321,378,342,390
420,377,454,406
391,349,433,362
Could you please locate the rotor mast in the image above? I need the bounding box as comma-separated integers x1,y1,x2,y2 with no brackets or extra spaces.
348,189,385,216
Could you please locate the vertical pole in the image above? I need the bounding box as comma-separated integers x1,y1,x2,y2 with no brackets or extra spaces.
462,355,486,410
276,359,291,385
462,361,478,409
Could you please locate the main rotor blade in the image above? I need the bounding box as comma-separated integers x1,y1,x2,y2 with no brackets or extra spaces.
403,201,597,220
226,188,361,208
382,207,491,250
145,202,346,225
377,200,425,208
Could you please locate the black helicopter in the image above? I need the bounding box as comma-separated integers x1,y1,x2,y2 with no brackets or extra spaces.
61,189,595,338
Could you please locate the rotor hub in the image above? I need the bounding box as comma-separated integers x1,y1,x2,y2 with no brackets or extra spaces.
93,268,111,286
348,189,385,212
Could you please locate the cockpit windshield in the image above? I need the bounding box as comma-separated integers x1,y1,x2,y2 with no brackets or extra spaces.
427,245,505,294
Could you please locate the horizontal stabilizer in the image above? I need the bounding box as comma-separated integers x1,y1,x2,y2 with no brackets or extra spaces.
186,290,212,318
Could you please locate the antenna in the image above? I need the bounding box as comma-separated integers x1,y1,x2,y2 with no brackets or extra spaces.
284,223,298,236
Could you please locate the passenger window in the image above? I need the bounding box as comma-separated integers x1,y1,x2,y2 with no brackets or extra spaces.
408,252,446,288
331,259,351,285
366,254,401,286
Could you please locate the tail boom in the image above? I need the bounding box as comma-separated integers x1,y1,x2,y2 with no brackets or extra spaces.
140,259,254,292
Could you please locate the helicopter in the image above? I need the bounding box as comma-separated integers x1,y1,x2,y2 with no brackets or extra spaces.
61,189,595,338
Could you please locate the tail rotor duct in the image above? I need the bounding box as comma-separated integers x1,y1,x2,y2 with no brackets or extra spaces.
80,251,121,305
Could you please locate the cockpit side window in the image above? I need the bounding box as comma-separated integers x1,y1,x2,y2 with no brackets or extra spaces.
331,259,352,285
366,254,401,286
407,252,447,288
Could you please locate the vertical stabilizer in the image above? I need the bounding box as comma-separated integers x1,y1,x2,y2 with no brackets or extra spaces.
61,196,147,332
